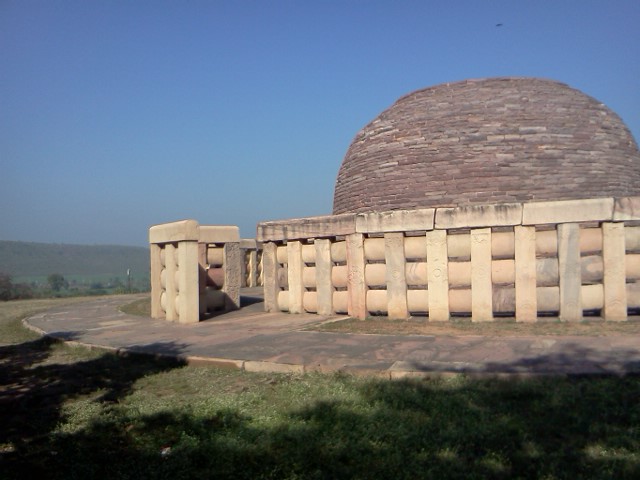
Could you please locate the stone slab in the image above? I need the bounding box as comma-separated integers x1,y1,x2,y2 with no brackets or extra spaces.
315,239,333,315
523,198,614,225
435,203,522,229
346,233,367,319
514,226,537,322
240,238,258,249
199,225,240,244
257,213,357,242
149,219,199,243
261,242,279,312
356,208,435,233
471,228,493,322
244,360,305,374
426,230,449,321
613,196,640,221
558,223,582,321
384,233,409,319
602,222,627,321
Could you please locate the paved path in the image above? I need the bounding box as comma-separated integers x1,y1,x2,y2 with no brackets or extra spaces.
24,290,640,378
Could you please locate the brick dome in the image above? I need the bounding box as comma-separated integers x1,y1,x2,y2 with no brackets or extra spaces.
333,77,640,215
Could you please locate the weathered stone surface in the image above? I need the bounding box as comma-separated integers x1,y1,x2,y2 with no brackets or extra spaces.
240,238,257,249
384,233,409,319
261,242,279,312
257,213,357,242
522,198,614,225
149,219,199,243
515,226,537,322
177,241,200,324
356,208,435,233
199,226,240,244
334,77,640,215
150,244,163,319
287,241,304,314
558,223,582,321
346,234,367,319
315,239,333,315
435,203,522,229
426,230,449,321
602,223,627,321
613,196,640,221
471,228,493,322
223,242,241,312
244,361,304,374
164,243,178,321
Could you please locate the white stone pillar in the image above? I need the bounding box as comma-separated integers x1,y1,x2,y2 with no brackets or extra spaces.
384,232,409,319
471,228,493,322
150,243,163,319
558,223,582,321
346,233,367,319
426,230,449,321
164,243,178,321
287,241,304,314
515,226,537,322
315,238,333,315
603,222,627,321
176,240,200,323
248,250,258,287
262,242,279,312
223,242,241,311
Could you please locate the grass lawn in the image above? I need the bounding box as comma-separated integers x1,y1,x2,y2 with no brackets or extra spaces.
1,298,640,479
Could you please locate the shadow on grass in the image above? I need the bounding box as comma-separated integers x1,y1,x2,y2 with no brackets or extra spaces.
403,343,640,376
5,372,640,478
0,333,186,477
2,330,640,478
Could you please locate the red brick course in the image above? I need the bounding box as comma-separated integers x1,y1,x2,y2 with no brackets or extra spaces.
333,77,640,215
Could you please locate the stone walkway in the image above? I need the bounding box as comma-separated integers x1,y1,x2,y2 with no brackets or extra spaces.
24,290,640,378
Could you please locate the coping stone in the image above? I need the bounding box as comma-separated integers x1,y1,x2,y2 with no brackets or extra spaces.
257,213,357,242
356,208,435,233
199,226,240,244
613,196,640,221
149,219,199,243
522,198,614,225
435,203,522,229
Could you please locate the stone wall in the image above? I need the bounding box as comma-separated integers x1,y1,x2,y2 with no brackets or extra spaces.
259,197,640,321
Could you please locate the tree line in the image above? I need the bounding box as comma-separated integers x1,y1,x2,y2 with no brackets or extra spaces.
0,272,148,301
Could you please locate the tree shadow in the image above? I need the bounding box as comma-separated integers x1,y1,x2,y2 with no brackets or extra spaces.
403,343,640,376
0,333,186,474
5,370,640,478
3,333,640,479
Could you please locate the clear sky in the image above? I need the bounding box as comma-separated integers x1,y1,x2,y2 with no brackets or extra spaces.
1,1,639,246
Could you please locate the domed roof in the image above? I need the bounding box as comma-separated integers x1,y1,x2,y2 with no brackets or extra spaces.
333,77,640,215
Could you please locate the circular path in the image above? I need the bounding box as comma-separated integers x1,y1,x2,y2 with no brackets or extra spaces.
24,291,640,378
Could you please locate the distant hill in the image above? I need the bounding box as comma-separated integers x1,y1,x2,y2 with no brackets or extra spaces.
0,240,149,281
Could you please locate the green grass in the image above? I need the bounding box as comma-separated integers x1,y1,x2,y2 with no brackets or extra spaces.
2,299,640,479
119,297,151,317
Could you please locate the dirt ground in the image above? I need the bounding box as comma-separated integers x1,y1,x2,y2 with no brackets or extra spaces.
312,315,640,337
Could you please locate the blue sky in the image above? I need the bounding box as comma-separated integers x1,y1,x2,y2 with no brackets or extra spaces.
1,1,639,246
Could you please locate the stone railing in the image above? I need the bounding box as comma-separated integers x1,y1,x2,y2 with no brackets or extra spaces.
257,197,640,321
149,220,242,323
240,239,263,288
